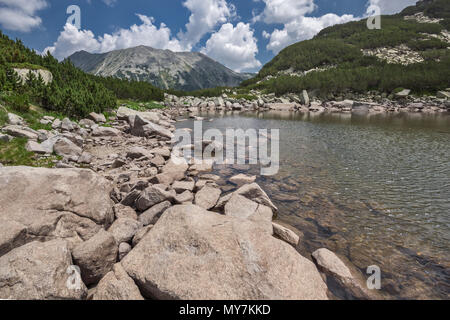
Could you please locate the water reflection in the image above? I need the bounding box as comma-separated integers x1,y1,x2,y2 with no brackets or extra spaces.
177,111,450,299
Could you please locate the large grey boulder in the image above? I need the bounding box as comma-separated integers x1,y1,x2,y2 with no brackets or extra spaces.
117,107,160,123
122,205,328,300
160,156,189,183
113,204,138,220
229,174,256,187
138,201,172,226
0,239,87,300
93,263,144,300
53,137,82,158
92,126,121,137
2,125,38,140
108,218,142,244
88,112,106,123
0,167,114,255
233,183,278,212
194,185,221,210
135,186,175,212
312,248,352,280
130,115,172,139
312,248,373,300
272,223,300,247
224,194,273,233
72,230,118,286
395,89,411,98
126,146,153,159
25,140,47,154
7,113,24,125
61,118,75,131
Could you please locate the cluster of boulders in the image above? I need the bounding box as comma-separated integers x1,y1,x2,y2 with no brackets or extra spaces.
164,88,450,114
0,104,374,300
362,45,425,65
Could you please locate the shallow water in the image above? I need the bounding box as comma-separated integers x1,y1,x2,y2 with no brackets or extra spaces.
176,110,450,300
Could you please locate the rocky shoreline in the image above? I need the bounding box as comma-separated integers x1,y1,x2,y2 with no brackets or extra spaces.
0,105,382,300
164,88,450,114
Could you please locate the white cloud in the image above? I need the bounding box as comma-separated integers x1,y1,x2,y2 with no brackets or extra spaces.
255,0,316,24
102,0,117,6
201,22,261,72
266,13,355,54
258,1,356,54
367,0,417,15
178,0,235,50
0,0,48,32
86,0,117,6
44,15,185,60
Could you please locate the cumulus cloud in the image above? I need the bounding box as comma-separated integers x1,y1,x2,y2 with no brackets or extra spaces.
367,0,417,15
0,0,48,32
266,13,355,54
44,15,185,60
201,22,261,72
258,0,356,54
178,0,235,50
101,0,117,6
255,0,316,24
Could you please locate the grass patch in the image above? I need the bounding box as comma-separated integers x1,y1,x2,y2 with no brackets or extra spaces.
7,62,49,71
118,100,165,111
0,138,60,167
229,94,257,101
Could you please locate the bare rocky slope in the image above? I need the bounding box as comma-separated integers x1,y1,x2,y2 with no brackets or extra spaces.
68,46,253,91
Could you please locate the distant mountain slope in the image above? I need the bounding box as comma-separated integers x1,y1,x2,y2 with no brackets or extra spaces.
241,0,449,97
68,46,253,91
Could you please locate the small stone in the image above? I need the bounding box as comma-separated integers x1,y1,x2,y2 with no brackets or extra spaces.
138,201,172,226
272,223,300,247
108,218,142,243
7,113,23,125
25,140,47,154
88,112,107,123
77,152,93,164
119,242,132,260
113,204,138,220
172,180,195,193
229,174,256,187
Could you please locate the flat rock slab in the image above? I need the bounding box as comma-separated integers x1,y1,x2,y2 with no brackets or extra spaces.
122,204,328,300
0,167,114,254
0,239,87,300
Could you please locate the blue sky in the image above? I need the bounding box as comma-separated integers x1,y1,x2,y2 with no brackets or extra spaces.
0,0,417,72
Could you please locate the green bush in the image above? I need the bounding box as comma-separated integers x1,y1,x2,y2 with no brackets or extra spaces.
2,93,30,112
0,30,165,118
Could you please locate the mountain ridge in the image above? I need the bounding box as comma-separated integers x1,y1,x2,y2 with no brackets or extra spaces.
68,46,253,91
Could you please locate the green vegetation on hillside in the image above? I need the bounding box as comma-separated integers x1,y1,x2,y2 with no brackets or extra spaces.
0,30,164,118
241,0,450,97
